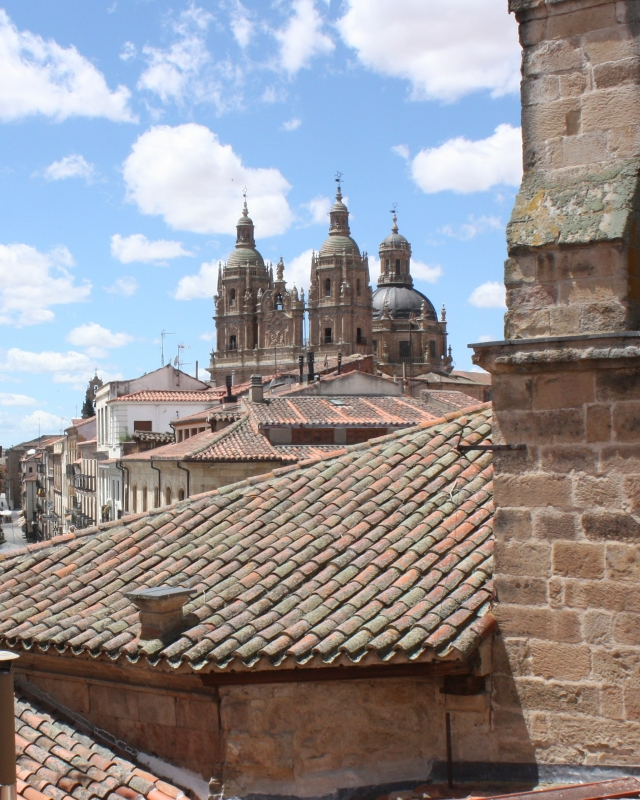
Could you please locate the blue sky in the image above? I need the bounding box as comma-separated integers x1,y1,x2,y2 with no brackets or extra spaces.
0,0,521,446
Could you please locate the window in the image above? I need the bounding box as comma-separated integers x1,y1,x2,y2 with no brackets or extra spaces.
291,428,334,444
399,340,411,359
356,279,361,296
385,259,390,271
429,340,437,358
134,420,152,432
325,278,331,297
275,293,283,310
356,327,363,344
229,335,237,351
324,327,332,344
178,488,185,501
132,486,137,513
395,258,401,274
153,487,160,508
142,486,148,512
165,486,172,505
229,288,236,308
372,340,378,354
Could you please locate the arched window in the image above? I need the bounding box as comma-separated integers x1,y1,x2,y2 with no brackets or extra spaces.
275,293,283,310
142,486,148,512
395,258,401,274
178,488,185,501
229,288,236,308
356,278,361,296
165,486,172,505
153,487,159,508
325,278,331,297
229,335,237,351
132,485,137,513
324,327,332,344
357,327,363,344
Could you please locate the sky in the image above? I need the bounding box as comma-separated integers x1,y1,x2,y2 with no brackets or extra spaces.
0,0,522,447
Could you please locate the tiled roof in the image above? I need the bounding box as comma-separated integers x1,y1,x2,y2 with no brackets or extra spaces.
0,404,494,673
248,395,438,427
132,431,175,444
190,416,294,462
122,429,225,462
421,391,480,413
15,688,183,800
108,391,217,403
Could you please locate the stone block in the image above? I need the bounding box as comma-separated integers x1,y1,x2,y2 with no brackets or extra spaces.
493,446,540,475
501,409,586,445
494,507,533,541
495,575,548,605
623,475,640,514
89,683,138,722
34,677,89,715
495,540,552,578
492,374,533,412
586,404,612,443
583,510,640,541
602,685,624,720
497,605,582,642
607,124,640,157
582,86,640,133
596,368,640,402
614,612,640,645
548,576,565,608
573,475,621,508
494,473,572,507
607,542,640,580
553,541,605,579
176,695,220,733
524,98,583,142
529,641,592,681
583,26,636,65
516,677,601,716
526,39,582,76
592,645,640,685
492,634,532,677
602,444,640,473
562,132,609,166
593,57,640,89
547,3,617,38
533,508,579,540
559,70,587,98
522,75,561,106
138,691,177,727
625,687,640,720
614,403,640,442
584,609,614,645
533,372,595,410
540,445,598,475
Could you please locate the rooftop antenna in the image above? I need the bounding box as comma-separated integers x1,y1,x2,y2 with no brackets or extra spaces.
161,330,175,367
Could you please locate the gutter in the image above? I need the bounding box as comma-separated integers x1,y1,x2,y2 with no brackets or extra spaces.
176,462,191,498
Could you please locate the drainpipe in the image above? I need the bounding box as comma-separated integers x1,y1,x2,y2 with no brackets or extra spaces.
176,462,190,498
0,651,19,800
150,461,161,508
116,461,129,515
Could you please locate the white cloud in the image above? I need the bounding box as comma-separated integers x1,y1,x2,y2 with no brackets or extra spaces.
440,215,503,241
110,233,193,264
105,276,139,296
392,144,410,160
67,323,134,359
302,195,330,225
283,249,313,295
230,3,254,48
411,124,522,194
468,281,506,309
174,260,219,300
123,123,293,236
282,117,301,131
42,154,95,182
338,0,520,103
0,244,90,326
20,410,69,432
0,393,36,406
476,334,496,343
369,253,442,285
275,0,334,75
0,9,134,122
199,331,216,342
120,41,136,61
0,348,95,385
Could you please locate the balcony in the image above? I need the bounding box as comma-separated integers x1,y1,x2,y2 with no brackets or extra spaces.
74,473,96,492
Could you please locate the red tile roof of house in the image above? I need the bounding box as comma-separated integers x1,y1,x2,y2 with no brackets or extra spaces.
0,404,494,674
108,390,218,403
15,687,184,800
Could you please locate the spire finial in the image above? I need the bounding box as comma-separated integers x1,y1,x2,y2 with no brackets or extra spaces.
335,171,343,201
242,187,248,215
390,202,398,233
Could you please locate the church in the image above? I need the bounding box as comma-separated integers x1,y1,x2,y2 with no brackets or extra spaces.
207,182,452,384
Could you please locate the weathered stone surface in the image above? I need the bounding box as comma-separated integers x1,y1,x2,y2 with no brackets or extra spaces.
583,509,640,540
553,541,605,578
529,641,592,680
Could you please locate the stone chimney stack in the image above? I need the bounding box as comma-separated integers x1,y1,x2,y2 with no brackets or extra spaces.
0,651,18,800
249,374,264,403
472,0,640,772
126,586,196,641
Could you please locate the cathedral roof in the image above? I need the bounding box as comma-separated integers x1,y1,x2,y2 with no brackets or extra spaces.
319,234,361,257
372,285,438,321
227,197,266,268
380,213,410,249
319,183,361,258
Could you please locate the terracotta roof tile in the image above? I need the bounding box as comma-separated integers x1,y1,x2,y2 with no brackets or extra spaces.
108,391,216,403
0,404,494,673
248,396,438,427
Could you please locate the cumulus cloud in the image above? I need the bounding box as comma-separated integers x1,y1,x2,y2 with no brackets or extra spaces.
338,0,520,102
0,244,90,326
392,144,410,160
20,410,68,432
411,124,522,194
174,260,219,300
0,9,134,122
123,123,293,236
283,249,313,295
440,215,503,240
468,281,506,308
67,323,134,359
275,0,334,75
111,233,192,264
0,348,95,386
42,154,95,182
0,393,36,406
105,277,139,296
302,196,330,225
230,3,254,48
282,117,301,131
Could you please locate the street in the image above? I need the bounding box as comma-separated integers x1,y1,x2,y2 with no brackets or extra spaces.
0,509,26,553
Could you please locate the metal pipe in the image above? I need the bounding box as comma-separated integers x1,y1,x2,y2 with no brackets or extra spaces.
445,711,453,789
176,462,191,498
0,651,19,800
150,461,161,508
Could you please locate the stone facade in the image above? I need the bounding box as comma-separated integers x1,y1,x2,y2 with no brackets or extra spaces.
473,0,640,769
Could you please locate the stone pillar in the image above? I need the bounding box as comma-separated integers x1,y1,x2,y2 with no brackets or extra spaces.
472,0,640,771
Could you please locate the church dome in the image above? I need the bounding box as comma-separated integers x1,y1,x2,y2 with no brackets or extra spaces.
319,234,361,257
380,213,410,250
372,285,437,320
226,196,266,268
227,246,265,268
319,182,361,258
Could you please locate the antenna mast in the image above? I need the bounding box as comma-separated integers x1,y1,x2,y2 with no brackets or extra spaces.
160,330,175,367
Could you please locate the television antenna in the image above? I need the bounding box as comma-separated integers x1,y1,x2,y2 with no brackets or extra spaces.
161,330,175,366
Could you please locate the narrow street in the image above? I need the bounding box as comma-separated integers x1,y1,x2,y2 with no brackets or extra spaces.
0,509,26,553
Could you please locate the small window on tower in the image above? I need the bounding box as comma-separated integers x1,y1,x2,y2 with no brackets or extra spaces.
385,259,390,271
229,288,236,308
399,341,411,359
325,278,331,297
229,335,237,351
275,293,283,310
429,341,437,358
324,327,332,344
357,278,361,296
357,327,363,344
395,258,401,274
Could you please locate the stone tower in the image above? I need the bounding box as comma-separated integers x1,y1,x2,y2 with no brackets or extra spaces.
207,198,305,384
371,212,451,374
472,0,640,771
307,182,373,354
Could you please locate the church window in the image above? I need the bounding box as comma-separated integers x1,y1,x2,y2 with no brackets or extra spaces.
356,327,364,344
399,341,411,359
165,486,172,505
395,258,401,274
356,278,361,296
324,327,332,344
325,278,331,297
373,340,378,353
385,259,390,271
178,488,185,501
229,335,237,351
429,340,437,358
229,288,236,308
142,486,148,512
275,293,283,310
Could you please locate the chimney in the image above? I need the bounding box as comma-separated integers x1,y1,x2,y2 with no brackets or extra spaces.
298,355,304,384
249,374,264,403
126,586,196,641
337,352,342,375
0,651,18,800
307,351,315,383
224,375,236,404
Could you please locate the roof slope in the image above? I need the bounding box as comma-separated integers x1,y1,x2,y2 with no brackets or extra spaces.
0,405,494,674
15,689,183,800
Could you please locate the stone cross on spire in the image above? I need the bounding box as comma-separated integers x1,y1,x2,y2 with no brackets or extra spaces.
335,171,343,201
